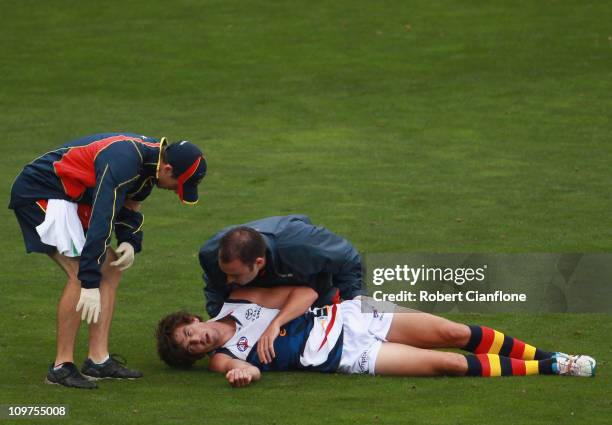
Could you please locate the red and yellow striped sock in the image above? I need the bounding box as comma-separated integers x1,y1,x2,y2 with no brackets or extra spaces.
464,325,554,360
465,354,556,377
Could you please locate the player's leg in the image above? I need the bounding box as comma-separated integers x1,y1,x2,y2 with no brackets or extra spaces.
385,306,554,360
385,309,470,349
13,202,84,368
374,343,565,377
81,249,142,379
87,248,121,362
47,250,97,389
464,353,558,377
374,342,467,376
48,251,82,367
463,325,554,360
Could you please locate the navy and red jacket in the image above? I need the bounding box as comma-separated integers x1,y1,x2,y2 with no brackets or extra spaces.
9,132,164,289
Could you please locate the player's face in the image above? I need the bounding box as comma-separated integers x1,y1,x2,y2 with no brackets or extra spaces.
219,258,264,286
173,319,220,355
156,163,179,192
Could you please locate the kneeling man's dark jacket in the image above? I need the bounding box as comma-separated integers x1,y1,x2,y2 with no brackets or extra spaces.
200,215,367,317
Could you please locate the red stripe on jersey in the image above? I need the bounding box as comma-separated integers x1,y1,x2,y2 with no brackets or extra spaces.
475,326,495,353
332,288,340,304
317,303,338,352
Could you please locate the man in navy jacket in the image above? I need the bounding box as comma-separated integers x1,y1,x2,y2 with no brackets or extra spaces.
199,215,367,363
9,132,206,389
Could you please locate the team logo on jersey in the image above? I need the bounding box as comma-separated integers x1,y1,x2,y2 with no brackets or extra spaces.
358,351,369,373
245,307,261,321
279,328,287,337
237,336,249,352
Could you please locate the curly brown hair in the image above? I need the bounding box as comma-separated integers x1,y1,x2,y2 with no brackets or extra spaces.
156,311,205,368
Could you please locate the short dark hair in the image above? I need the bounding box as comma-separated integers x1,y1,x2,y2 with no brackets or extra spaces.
219,226,266,266
156,311,205,368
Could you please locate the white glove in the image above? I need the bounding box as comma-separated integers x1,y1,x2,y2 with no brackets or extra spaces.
76,288,101,324
110,242,135,271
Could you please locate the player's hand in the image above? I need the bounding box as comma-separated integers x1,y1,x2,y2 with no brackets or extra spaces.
257,320,279,364
226,368,253,388
110,242,135,271
76,288,101,324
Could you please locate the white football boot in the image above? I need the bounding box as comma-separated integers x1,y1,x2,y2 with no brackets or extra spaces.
553,353,596,377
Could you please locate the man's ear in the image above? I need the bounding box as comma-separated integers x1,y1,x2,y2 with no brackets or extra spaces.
255,257,266,269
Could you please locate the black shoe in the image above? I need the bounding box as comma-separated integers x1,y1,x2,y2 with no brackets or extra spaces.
81,354,143,380
45,362,98,389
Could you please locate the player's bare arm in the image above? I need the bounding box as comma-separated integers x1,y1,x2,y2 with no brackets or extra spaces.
209,352,261,388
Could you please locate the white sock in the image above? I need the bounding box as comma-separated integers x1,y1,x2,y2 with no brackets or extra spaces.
92,355,110,365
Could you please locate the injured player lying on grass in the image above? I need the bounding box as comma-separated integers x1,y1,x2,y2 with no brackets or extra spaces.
156,286,596,388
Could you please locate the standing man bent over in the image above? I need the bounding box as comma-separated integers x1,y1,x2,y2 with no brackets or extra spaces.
9,132,207,389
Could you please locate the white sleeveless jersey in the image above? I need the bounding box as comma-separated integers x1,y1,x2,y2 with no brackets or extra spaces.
210,300,345,371
210,301,280,361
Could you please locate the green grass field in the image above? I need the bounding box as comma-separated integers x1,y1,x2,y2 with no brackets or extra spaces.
1,0,611,423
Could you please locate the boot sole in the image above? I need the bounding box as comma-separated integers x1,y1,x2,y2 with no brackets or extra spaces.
44,377,97,389
82,374,142,381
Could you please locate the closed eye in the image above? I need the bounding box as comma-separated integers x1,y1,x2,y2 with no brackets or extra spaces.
181,328,190,350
